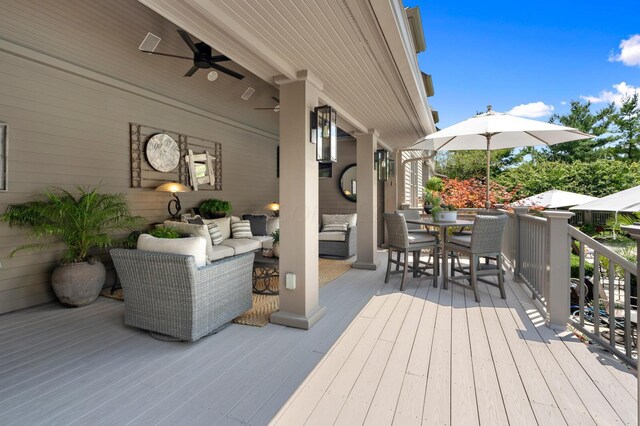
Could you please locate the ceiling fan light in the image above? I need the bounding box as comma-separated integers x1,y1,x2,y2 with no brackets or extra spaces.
207,71,219,81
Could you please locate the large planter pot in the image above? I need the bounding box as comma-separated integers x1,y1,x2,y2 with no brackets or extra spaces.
434,211,458,222
423,204,433,214
51,260,106,307
202,211,227,219
272,243,280,258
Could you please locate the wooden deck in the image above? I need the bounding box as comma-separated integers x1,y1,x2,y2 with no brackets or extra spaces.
0,253,636,425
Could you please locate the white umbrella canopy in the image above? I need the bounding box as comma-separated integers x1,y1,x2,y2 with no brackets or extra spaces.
513,189,598,209
570,185,640,212
411,106,593,208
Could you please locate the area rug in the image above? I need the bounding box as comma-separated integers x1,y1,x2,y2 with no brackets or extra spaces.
100,257,354,327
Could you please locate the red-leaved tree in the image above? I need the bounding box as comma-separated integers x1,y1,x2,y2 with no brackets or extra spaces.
439,178,520,208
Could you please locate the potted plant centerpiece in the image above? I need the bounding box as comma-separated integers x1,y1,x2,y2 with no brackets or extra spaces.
1,187,142,307
430,196,458,222
199,198,232,219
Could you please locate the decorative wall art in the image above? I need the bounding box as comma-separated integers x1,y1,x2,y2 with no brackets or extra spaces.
129,123,222,190
185,149,215,191
0,122,7,191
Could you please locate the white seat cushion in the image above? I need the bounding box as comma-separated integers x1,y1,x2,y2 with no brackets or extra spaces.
251,235,274,249
322,213,357,227
209,244,235,261
137,234,207,268
220,238,261,255
319,231,347,242
408,234,436,244
449,235,471,247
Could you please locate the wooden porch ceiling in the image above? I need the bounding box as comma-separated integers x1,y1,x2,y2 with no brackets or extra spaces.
138,0,437,149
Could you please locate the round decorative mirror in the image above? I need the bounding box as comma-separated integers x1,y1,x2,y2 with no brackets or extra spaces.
146,133,180,172
339,164,357,202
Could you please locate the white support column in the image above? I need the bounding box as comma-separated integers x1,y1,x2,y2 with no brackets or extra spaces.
270,71,326,330
619,224,640,423
511,206,530,283
541,210,574,330
353,131,379,270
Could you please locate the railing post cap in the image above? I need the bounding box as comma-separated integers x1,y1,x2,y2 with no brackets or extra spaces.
511,206,530,214
541,210,574,219
621,224,640,238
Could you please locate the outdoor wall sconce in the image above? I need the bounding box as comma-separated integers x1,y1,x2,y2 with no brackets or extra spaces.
375,149,394,181
265,201,280,217
155,182,190,219
312,105,337,163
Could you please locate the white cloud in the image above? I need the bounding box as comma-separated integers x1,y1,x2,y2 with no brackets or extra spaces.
507,102,555,118
581,81,640,106
609,34,640,67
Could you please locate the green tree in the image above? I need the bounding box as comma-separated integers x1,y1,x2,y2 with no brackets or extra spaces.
609,94,640,161
496,159,640,198
544,100,614,162
436,148,522,180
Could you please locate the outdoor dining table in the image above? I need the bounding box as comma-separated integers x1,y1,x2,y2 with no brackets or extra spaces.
405,218,475,285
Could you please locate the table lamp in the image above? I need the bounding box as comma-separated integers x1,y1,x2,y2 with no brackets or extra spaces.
156,182,190,219
265,202,280,217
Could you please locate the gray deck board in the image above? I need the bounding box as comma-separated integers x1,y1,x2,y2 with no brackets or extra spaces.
0,252,636,425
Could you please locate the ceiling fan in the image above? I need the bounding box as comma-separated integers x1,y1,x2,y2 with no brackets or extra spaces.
139,29,244,80
254,97,280,112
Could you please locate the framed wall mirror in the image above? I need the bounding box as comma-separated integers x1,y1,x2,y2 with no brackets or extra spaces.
339,164,357,202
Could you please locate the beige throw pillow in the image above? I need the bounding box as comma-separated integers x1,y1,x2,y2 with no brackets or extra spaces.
161,221,215,261
137,234,207,268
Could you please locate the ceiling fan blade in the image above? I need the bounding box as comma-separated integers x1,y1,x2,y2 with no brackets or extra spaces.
211,54,230,62
177,29,199,54
210,62,244,80
184,65,199,77
272,97,280,103
140,50,192,60
254,107,277,110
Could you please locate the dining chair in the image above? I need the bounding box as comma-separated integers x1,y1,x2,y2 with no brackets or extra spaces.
444,213,508,302
383,212,439,291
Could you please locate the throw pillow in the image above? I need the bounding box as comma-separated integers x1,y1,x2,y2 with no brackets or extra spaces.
207,222,224,246
322,213,357,227
187,216,205,225
203,217,231,240
162,221,215,262
231,220,253,239
137,234,207,268
266,217,280,236
322,222,349,232
241,214,268,236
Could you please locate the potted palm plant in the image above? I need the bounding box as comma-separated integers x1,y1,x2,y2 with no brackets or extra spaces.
1,187,142,307
424,177,444,213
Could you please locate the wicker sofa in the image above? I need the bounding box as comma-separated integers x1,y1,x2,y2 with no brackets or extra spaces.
319,213,357,258
111,249,254,341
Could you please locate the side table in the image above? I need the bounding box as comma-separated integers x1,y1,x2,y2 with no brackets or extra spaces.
253,252,279,295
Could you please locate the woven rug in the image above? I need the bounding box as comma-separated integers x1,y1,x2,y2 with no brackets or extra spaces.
100,257,354,327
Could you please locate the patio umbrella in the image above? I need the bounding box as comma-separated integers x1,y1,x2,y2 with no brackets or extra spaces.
512,189,598,209
570,185,640,212
411,106,593,209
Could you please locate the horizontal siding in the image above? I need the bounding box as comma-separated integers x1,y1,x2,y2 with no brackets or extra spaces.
318,138,357,219
0,0,280,313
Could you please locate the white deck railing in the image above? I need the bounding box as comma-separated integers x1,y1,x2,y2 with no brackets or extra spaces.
501,208,638,366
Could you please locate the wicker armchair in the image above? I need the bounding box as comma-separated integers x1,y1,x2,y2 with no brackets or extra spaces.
110,249,254,341
444,214,508,302
319,226,357,258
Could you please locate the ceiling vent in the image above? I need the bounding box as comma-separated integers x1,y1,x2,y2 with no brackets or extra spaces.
241,87,255,100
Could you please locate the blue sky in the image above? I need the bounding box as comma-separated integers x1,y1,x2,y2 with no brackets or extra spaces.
409,1,640,127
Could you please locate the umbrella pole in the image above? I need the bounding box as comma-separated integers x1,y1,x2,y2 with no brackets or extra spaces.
485,135,491,210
